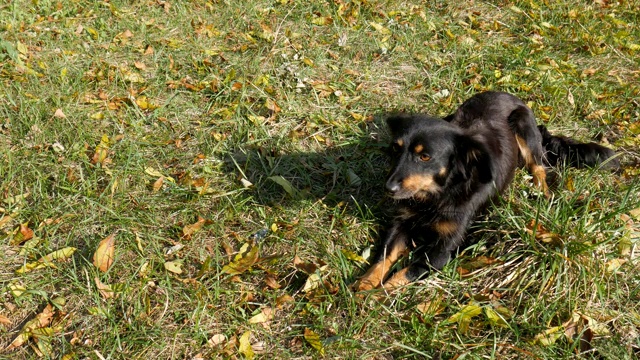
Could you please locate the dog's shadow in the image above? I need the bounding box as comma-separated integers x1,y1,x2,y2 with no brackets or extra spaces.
223,119,392,222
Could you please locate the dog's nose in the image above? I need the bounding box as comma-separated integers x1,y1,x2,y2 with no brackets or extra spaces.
386,181,400,193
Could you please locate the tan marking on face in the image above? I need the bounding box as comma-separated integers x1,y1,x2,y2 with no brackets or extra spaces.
354,240,409,291
396,139,404,147
433,220,458,237
402,174,437,193
439,167,448,177
413,144,423,154
382,267,411,290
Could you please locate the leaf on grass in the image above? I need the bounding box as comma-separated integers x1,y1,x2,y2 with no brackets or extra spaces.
182,217,207,239
11,222,34,245
238,331,254,360
222,243,259,275
16,247,77,274
0,314,11,328
629,207,640,220
460,255,502,271
268,176,299,198
91,134,110,165
533,325,564,346
302,273,322,293
94,277,115,299
53,108,66,119
369,21,391,35
484,307,508,328
416,297,445,316
605,258,626,273
446,302,483,334
248,307,274,324
303,328,325,355
93,234,116,272
164,261,183,274
5,304,55,352
525,220,562,246
341,249,367,263
207,334,227,348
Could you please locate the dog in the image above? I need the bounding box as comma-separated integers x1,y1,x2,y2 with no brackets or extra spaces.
353,91,618,292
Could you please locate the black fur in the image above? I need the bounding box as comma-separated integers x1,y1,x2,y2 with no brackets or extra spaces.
355,91,618,290
538,125,619,169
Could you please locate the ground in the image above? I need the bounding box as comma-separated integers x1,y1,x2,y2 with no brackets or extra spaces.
1,0,639,359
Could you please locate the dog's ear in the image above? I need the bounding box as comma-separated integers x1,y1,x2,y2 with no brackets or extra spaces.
454,134,493,183
386,114,416,138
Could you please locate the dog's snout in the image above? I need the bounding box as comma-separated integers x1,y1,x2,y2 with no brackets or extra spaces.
386,179,401,193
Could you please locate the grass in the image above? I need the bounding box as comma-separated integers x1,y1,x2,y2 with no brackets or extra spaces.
1,0,639,358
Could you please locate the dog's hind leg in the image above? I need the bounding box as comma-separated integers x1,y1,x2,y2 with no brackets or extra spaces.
509,106,550,198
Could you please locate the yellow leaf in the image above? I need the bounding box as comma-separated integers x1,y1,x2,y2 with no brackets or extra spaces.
302,273,322,293
91,134,110,165
303,328,324,355
93,234,116,272
164,261,183,274
533,325,564,346
484,307,508,327
221,243,259,275
341,249,367,263
446,302,483,333
369,21,391,35
248,307,274,324
238,331,254,359
5,304,54,351
90,112,104,120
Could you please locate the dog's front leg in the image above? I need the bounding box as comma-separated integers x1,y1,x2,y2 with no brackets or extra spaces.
353,226,409,292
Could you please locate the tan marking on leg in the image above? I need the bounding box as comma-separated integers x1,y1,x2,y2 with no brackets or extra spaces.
516,135,550,198
433,220,458,237
413,144,423,154
515,135,534,165
354,241,409,292
532,164,550,198
396,139,403,147
382,267,411,291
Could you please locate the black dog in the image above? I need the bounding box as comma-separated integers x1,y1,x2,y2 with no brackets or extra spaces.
354,91,618,292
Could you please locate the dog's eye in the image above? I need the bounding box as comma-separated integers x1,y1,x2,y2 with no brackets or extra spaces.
419,153,431,162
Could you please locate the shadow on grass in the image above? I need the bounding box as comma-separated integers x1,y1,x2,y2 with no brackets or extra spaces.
224,120,392,221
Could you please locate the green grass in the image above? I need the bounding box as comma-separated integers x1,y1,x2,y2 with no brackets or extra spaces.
1,0,639,358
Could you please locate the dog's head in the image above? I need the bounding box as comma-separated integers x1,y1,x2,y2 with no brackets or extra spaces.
385,114,493,201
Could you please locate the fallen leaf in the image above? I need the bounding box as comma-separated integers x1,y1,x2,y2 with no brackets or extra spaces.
164,261,183,274
238,331,254,360
222,243,259,275
94,277,115,299
303,328,324,355
268,176,299,198
264,274,281,289
526,220,562,246
53,108,66,119
0,314,11,328
484,307,508,328
248,307,274,324
16,247,77,274
5,304,55,351
533,325,564,346
302,273,322,293
182,217,206,239
446,302,483,334
207,334,227,348
11,222,34,245
152,176,164,192
341,249,367,263
91,134,110,165
93,234,116,272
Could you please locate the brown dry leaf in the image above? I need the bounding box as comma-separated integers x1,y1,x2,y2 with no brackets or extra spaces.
207,334,227,348
182,217,206,239
134,61,146,70
264,274,281,289
144,45,154,55
265,98,281,114
0,314,11,328
53,108,66,119
276,294,294,309
293,255,318,274
152,176,164,192
525,220,562,246
91,134,110,165
0,214,13,229
11,222,34,245
93,234,116,272
94,277,115,299
5,304,55,351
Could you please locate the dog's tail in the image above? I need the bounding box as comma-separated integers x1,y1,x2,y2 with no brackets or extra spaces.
537,125,619,169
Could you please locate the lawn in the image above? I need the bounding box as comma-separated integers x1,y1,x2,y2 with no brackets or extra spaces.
1,0,639,358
